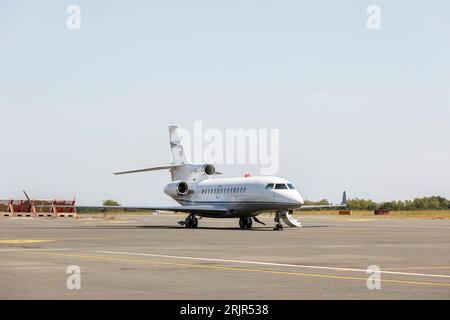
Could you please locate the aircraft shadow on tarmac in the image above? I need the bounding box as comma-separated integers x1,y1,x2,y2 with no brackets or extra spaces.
51,225,330,231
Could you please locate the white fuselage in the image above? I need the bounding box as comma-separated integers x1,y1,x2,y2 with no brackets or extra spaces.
166,176,304,218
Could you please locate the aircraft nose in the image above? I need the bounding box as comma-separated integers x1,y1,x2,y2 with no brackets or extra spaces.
296,192,304,205
285,192,303,205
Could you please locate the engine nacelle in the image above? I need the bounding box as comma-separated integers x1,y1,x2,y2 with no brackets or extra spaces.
203,163,216,177
164,180,189,197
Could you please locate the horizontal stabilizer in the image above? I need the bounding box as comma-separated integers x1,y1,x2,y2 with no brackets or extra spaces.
114,164,181,175
300,191,348,210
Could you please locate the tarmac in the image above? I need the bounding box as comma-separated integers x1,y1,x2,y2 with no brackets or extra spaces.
0,214,449,299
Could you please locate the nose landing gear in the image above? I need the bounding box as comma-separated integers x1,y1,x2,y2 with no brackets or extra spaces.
273,212,284,231
273,210,302,230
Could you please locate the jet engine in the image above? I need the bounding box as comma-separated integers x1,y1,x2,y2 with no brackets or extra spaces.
203,163,216,176
164,180,189,197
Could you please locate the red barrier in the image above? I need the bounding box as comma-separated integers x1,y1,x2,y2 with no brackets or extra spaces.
53,199,77,217
0,198,77,218
0,200,11,217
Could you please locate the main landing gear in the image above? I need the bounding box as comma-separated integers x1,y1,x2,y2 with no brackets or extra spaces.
184,214,198,229
239,217,253,230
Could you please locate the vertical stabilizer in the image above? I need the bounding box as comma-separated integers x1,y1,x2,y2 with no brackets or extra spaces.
169,125,190,165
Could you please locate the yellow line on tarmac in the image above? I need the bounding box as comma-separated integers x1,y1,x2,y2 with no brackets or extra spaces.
0,240,53,244
13,250,450,288
0,237,122,241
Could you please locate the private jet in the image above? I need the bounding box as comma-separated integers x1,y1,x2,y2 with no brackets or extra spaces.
73,126,347,230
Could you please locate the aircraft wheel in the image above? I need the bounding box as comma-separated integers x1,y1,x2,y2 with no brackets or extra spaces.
185,215,198,229
191,216,198,228
273,223,283,231
239,217,252,230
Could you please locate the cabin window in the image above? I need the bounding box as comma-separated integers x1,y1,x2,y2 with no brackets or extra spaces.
287,183,295,190
265,183,274,189
275,183,288,190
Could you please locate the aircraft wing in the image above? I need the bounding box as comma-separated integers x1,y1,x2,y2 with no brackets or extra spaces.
37,204,227,214
299,204,347,209
299,191,348,210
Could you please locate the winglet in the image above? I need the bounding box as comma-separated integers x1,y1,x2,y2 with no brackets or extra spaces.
341,191,347,206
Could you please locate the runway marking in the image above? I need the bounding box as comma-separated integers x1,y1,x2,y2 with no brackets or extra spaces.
101,221,133,224
385,266,450,271
96,250,450,280
321,245,363,248
14,250,450,288
0,248,70,252
0,240,53,244
331,224,450,230
341,219,377,222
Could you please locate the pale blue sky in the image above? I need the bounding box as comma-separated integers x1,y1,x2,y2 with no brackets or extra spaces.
1,1,449,205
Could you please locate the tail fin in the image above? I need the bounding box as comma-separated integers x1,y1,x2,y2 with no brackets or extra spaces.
341,191,347,206
169,125,190,164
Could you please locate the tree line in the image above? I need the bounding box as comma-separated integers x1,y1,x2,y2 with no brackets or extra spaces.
304,196,450,211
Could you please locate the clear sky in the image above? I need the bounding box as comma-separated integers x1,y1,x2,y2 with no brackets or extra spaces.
1,1,449,205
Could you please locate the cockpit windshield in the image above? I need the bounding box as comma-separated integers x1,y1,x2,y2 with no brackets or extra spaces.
267,183,295,190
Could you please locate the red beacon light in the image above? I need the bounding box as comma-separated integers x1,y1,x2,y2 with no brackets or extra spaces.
244,173,252,178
